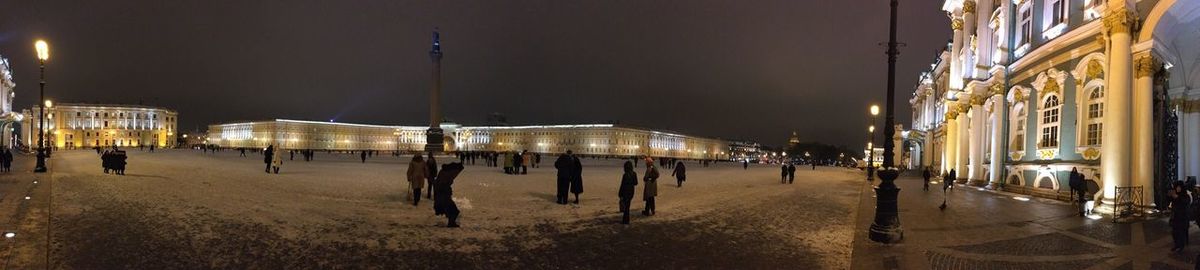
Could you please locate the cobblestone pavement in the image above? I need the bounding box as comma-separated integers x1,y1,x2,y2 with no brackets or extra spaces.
851,174,1196,270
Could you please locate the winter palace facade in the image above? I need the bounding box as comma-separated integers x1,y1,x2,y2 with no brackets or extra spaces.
206,119,736,160
21,103,179,149
907,0,1198,209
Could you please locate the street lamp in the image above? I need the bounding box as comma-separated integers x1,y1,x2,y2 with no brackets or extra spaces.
34,40,49,173
867,105,879,181
869,0,904,244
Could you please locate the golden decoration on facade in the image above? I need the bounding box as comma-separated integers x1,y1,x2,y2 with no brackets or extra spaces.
971,94,987,105
990,84,1005,96
1082,147,1101,161
1086,60,1105,81
962,0,976,13
1102,7,1136,34
951,18,964,31
1135,54,1157,78
1038,79,1061,100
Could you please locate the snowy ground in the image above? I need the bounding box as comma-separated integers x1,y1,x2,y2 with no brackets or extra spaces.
36,149,863,269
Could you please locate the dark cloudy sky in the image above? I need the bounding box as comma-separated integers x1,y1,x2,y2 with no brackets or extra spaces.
0,0,949,149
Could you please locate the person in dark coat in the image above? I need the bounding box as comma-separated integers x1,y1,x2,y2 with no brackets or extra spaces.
406,155,428,206
922,167,932,191
618,161,638,224
1069,167,1086,216
780,164,788,184
1,149,11,172
361,151,367,163
787,163,796,184
642,162,659,216
570,153,584,204
554,151,574,204
743,160,749,170
671,161,686,187
263,145,275,173
426,153,438,199
433,162,464,228
1170,181,1191,252
944,169,956,191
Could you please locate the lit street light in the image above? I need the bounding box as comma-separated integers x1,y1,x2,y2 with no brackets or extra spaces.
866,105,879,181
34,40,49,173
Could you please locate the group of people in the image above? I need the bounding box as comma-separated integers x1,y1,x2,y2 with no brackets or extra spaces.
779,163,796,184
100,147,128,175
616,158,688,224
406,153,462,228
554,151,584,204
501,151,539,175
263,145,282,174
1167,178,1200,252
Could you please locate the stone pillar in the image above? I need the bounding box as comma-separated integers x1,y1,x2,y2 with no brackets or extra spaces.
426,29,445,153
1099,7,1135,206
949,16,965,90
969,101,986,185
957,104,971,182
973,0,994,76
1187,106,1200,180
1133,53,1155,206
988,93,1006,188
961,0,978,81
944,107,959,175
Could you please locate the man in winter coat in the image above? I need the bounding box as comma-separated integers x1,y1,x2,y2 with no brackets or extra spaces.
263,145,275,173
1069,167,1086,216
1170,181,1191,252
944,169,956,191
787,163,796,184
618,161,638,224
426,153,438,199
434,162,464,228
406,155,428,206
780,164,789,184
672,161,686,188
642,161,660,216
554,151,574,204
922,167,932,191
570,153,584,204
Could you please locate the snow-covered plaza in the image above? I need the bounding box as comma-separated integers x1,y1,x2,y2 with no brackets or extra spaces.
6,149,864,269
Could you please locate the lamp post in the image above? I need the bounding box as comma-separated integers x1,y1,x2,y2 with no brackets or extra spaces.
867,105,879,180
869,0,904,244
34,40,49,173
44,100,53,157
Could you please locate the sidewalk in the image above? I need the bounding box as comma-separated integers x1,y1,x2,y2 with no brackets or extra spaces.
851,175,1195,270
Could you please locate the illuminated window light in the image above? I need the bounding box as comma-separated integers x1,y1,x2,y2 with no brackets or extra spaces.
3,233,13,238
1012,196,1031,201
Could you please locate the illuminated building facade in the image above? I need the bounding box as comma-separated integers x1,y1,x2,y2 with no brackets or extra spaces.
909,0,1197,209
21,103,178,149
0,56,19,148
207,119,733,160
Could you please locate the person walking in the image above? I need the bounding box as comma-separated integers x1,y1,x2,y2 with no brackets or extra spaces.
945,169,956,191
270,146,283,174
618,161,638,224
514,152,525,175
521,151,531,174
263,145,275,173
642,161,659,216
570,152,584,204
1,149,10,172
433,162,464,228
743,160,749,170
1069,167,1086,216
426,153,438,199
787,163,796,184
671,161,686,187
406,155,428,206
503,152,513,174
554,151,574,204
1170,181,1192,252
780,164,788,184
922,167,932,191
360,150,367,163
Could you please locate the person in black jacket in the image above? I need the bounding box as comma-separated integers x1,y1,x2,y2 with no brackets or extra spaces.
672,161,686,188
263,145,274,173
554,151,574,204
434,162,464,228
1068,167,1086,216
1170,181,1191,252
922,167,932,191
618,161,638,225
426,153,438,199
780,164,788,184
944,169,956,191
570,153,584,204
787,163,796,184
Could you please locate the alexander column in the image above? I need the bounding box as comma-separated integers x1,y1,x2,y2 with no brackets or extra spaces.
425,29,444,154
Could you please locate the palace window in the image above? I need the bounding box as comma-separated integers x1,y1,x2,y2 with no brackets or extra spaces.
1039,95,1061,148
1047,0,1066,26
1011,103,1027,152
1015,3,1033,57
1084,87,1104,146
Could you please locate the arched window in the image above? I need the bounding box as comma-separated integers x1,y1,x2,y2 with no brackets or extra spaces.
1039,95,1061,148
1084,87,1104,146
1010,103,1026,152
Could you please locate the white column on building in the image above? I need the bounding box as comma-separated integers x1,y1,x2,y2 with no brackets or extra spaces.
961,0,978,81
969,100,986,184
974,0,995,76
944,103,959,174
1133,53,1155,206
957,103,971,182
950,15,965,90
988,92,1006,188
1100,5,1135,205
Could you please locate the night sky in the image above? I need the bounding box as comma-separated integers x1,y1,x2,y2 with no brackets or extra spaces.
0,0,949,149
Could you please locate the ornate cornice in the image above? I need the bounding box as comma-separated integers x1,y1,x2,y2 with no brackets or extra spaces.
970,94,987,106
962,0,976,13
1102,7,1136,35
1135,54,1158,78
951,18,964,31
1033,69,1067,100
989,84,1005,96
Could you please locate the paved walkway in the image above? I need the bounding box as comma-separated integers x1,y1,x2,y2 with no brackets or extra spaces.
851,174,1197,270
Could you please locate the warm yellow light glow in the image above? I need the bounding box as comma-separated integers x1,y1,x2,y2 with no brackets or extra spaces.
44,100,53,108
869,125,875,132
870,105,880,116
182,134,188,138
35,40,49,61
